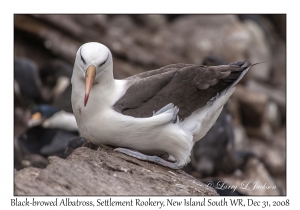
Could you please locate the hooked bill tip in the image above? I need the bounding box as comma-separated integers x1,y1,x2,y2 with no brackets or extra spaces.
84,94,89,107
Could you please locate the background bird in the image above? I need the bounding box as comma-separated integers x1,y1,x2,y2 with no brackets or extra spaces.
15,104,80,169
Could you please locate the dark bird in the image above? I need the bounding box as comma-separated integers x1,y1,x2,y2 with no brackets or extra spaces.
14,58,45,136
39,59,73,112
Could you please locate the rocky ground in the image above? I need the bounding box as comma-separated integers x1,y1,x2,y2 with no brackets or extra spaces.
14,146,217,196
14,14,286,195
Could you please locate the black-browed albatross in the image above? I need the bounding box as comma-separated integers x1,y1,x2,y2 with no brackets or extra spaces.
71,42,253,169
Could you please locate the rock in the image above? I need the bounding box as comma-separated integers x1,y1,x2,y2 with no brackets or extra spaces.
155,15,251,65
272,128,286,152
14,146,218,196
202,55,227,66
129,15,167,31
113,57,146,79
33,14,103,43
264,15,286,40
273,174,286,195
64,137,88,158
232,85,278,141
248,139,285,175
14,107,31,137
15,15,81,64
233,85,268,128
245,123,273,142
21,154,49,170
233,125,249,151
246,80,286,120
15,167,41,181
264,101,282,131
227,98,242,126
242,19,271,82
269,39,286,91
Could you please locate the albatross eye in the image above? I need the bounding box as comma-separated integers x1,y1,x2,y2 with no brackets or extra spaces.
98,60,106,67
80,54,86,64
98,54,109,67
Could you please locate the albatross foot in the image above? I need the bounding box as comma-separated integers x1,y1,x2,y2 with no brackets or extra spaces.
114,148,182,170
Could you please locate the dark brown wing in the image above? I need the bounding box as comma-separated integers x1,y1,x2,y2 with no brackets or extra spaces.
114,60,251,119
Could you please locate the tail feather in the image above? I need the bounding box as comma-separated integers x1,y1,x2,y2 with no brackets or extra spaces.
222,60,251,88
179,60,255,142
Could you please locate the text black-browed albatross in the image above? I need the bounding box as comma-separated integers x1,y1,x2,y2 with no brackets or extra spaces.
71,42,252,169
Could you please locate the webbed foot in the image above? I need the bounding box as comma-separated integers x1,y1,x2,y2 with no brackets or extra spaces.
114,147,183,169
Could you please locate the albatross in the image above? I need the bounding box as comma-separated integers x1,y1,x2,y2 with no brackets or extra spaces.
71,42,253,169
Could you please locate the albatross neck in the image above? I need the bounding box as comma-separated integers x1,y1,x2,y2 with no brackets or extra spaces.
89,65,118,108
96,65,115,88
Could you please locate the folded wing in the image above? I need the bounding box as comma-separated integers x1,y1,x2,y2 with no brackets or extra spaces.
114,60,251,120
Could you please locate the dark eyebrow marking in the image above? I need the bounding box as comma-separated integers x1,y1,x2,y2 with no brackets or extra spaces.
99,53,109,67
80,48,86,64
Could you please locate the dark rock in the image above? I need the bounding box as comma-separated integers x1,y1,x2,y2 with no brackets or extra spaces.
268,38,286,92
14,15,81,64
263,15,286,40
227,97,242,126
233,85,268,128
273,174,286,196
202,55,227,66
272,128,286,152
245,123,273,142
33,14,102,43
129,15,167,31
14,58,44,108
64,137,88,158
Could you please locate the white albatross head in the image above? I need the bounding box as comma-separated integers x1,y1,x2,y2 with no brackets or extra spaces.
74,42,112,107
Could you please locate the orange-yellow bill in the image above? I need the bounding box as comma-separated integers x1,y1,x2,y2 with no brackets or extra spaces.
84,65,96,107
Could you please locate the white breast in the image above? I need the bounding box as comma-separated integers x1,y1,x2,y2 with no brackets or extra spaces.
71,71,193,166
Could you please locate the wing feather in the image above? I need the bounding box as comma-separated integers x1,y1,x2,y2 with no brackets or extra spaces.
114,60,251,119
